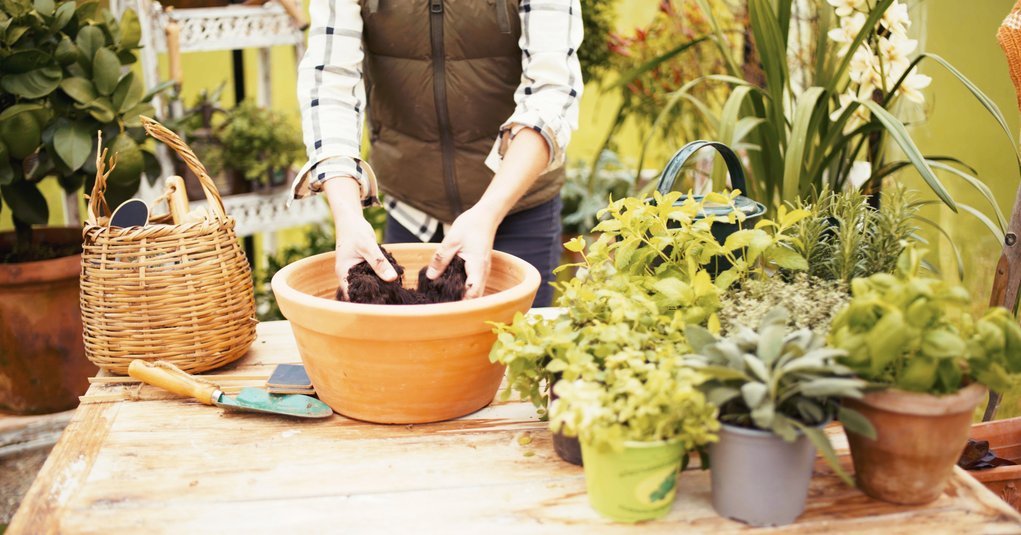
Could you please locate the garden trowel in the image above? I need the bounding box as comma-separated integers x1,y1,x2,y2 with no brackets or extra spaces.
128,360,332,418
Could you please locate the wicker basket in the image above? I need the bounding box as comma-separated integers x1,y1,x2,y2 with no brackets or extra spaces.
80,117,257,375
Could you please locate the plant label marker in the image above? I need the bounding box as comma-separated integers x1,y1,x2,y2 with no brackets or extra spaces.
109,199,150,228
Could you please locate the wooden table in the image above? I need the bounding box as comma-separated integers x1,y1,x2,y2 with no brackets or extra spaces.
10,322,1021,534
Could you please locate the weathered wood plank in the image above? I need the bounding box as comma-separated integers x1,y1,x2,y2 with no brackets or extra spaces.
9,321,1021,534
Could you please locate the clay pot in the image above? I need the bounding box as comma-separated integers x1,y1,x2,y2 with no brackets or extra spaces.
0,228,96,414
271,243,540,424
843,383,987,505
966,416,1021,511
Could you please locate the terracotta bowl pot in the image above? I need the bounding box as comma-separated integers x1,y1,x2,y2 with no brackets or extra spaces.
271,243,540,424
843,383,987,505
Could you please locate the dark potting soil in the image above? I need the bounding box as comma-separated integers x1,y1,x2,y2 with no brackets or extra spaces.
337,247,468,305
0,243,82,264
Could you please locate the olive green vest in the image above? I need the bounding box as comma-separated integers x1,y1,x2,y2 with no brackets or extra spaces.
361,0,565,224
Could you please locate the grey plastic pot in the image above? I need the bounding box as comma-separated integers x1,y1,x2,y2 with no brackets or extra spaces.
709,423,816,527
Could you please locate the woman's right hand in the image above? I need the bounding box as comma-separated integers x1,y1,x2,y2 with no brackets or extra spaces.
335,214,398,299
323,175,397,299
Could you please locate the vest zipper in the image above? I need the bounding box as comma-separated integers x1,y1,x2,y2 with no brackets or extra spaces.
428,0,463,217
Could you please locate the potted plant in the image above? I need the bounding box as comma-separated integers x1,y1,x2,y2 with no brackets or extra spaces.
0,0,158,413
491,191,805,464
217,100,303,191
684,307,874,527
167,85,236,201
547,301,720,523
830,246,1021,505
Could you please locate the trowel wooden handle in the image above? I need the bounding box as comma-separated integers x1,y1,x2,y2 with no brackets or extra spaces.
128,360,217,405
165,176,190,225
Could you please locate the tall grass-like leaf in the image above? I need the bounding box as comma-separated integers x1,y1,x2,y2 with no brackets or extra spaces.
608,37,711,90
887,53,1021,169
862,100,957,211
749,0,791,147
957,203,1007,245
715,85,755,191
692,0,743,77
914,213,966,280
928,161,1007,232
783,87,827,203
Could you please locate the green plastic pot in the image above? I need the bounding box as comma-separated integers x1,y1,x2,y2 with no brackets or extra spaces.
580,437,685,523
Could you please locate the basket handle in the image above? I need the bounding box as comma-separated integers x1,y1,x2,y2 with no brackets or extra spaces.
655,140,748,197
140,115,227,221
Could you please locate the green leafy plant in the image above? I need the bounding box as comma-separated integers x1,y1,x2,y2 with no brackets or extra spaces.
790,185,920,283
217,100,303,184
0,0,163,260
491,192,809,418
560,150,634,236
719,273,849,336
549,335,720,452
684,307,875,485
830,246,1021,395
627,0,1010,239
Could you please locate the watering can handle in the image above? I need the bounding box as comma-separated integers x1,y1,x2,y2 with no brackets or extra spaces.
655,140,748,196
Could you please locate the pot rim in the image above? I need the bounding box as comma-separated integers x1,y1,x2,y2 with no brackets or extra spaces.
581,434,687,450
851,382,987,416
0,227,83,285
271,243,542,318
718,421,823,439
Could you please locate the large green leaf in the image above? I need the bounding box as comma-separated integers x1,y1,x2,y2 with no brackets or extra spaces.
111,71,142,113
118,8,141,49
81,96,115,122
53,120,93,171
75,24,105,61
59,76,98,103
0,103,43,123
92,47,120,96
54,36,79,65
1,64,61,99
1,49,51,73
1,180,48,225
51,0,74,31
862,100,957,211
33,0,54,16
782,87,827,203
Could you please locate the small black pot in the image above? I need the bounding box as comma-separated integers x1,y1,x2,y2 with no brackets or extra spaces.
549,377,583,466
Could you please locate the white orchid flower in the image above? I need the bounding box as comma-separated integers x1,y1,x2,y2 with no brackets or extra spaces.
899,70,932,104
827,0,867,18
878,34,917,75
882,1,912,35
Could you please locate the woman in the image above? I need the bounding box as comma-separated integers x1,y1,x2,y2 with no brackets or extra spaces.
291,0,583,307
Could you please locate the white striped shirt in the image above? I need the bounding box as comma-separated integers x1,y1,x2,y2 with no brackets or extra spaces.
291,0,583,241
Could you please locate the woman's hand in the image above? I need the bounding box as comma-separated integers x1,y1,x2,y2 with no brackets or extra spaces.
426,207,500,299
323,176,397,299
335,214,397,299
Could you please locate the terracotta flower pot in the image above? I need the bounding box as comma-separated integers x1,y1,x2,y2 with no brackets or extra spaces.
843,383,987,505
0,228,96,414
966,416,1021,512
271,243,540,424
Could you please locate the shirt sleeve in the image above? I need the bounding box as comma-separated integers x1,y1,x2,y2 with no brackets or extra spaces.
291,0,380,206
485,0,584,174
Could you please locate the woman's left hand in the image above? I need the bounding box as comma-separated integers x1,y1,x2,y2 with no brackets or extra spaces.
426,207,500,299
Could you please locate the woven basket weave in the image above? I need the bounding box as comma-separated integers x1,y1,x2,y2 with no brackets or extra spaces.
80,117,257,375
